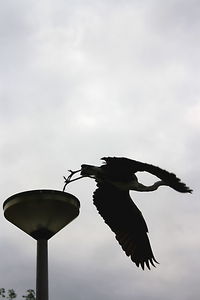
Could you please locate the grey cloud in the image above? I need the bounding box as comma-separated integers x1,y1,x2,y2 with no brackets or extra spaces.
0,1,199,299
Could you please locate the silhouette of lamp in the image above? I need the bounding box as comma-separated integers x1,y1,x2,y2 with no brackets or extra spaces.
3,190,80,300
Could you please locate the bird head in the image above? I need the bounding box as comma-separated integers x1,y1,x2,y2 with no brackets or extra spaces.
81,164,102,178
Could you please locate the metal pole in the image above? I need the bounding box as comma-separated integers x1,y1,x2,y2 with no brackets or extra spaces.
36,239,49,300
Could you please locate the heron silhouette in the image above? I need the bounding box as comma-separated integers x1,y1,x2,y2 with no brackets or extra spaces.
63,157,192,270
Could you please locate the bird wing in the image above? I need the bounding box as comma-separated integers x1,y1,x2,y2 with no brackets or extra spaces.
102,157,192,193
93,182,158,270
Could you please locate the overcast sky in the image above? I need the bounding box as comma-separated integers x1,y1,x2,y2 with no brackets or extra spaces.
0,0,200,299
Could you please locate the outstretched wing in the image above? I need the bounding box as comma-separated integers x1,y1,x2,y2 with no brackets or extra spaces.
93,182,158,270
102,157,192,193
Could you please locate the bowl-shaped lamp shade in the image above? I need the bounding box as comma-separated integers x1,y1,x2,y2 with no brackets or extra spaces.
3,190,80,240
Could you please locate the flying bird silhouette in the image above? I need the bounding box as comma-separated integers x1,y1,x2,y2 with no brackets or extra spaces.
63,157,192,270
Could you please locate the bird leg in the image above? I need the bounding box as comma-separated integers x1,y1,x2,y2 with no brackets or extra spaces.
132,180,167,192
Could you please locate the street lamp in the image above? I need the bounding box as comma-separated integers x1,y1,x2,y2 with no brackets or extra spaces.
3,189,80,300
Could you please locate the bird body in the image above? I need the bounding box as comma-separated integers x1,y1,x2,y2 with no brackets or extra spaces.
64,157,192,270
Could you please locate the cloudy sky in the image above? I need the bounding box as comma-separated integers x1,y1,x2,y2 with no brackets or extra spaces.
0,0,199,299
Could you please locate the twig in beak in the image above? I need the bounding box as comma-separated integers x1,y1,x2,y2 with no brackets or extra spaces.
63,169,82,191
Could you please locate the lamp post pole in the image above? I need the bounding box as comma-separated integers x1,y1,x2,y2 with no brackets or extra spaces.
37,239,49,300
3,189,80,300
